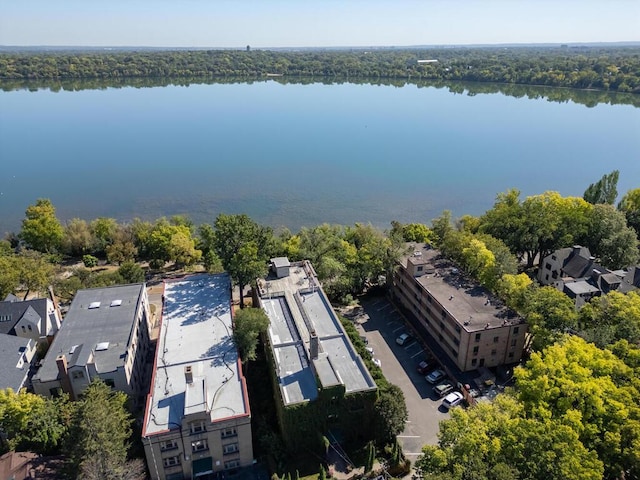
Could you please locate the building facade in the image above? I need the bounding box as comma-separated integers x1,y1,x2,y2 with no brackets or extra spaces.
392,244,526,372
142,274,252,480
31,284,151,406
256,259,377,451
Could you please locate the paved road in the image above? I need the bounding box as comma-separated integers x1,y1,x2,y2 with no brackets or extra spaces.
355,296,452,459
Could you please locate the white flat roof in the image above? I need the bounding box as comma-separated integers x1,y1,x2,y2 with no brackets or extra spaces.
143,274,248,436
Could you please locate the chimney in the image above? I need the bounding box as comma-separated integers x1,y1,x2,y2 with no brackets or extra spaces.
310,331,319,360
185,365,193,384
56,354,75,400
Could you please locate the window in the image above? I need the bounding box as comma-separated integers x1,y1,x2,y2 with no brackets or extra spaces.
473,346,479,355
223,443,239,455
104,378,115,388
551,255,557,260
71,370,84,380
511,339,517,347
471,358,477,367
439,321,444,330
552,271,558,279
545,262,551,270
225,460,241,469
221,427,237,439
191,439,208,452
479,358,485,367
190,421,206,434
493,336,499,343
28,325,32,331
160,439,178,451
508,352,515,359
475,333,481,342
513,327,520,335
163,456,180,468
417,266,423,272
455,325,461,333
491,349,497,356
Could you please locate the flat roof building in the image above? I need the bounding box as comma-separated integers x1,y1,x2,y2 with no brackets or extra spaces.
392,244,527,372
31,284,151,406
142,274,252,480
256,259,377,451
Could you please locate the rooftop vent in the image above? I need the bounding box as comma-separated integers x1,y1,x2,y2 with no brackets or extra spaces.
95,342,109,351
88,302,101,309
69,345,79,355
413,251,422,257
110,299,122,307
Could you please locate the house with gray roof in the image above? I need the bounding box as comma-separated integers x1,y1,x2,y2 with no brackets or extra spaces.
142,274,253,480
538,246,638,307
256,259,377,451
0,333,37,392
0,294,62,346
31,284,151,406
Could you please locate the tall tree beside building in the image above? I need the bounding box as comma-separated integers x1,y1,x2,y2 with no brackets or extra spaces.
71,380,143,480
213,214,273,307
20,198,64,253
232,307,270,364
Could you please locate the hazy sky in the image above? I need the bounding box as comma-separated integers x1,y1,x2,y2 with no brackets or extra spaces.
1,0,638,48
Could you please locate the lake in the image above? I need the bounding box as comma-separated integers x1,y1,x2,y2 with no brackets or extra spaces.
0,79,638,235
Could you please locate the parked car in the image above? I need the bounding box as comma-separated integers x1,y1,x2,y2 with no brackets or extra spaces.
416,360,433,375
442,391,464,410
434,381,454,397
395,333,412,346
365,346,374,356
372,358,381,367
425,369,446,384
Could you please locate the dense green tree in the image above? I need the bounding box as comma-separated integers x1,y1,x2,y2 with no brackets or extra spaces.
582,203,639,268
105,224,138,265
0,255,20,298
90,217,118,255
619,188,640,236
495,273,532,313
20,198,64,253
523,285,578,351
0,388,71,454
214,214,274,306
515,335,640,479
118,261,145,283
579,290,640,347
431,210,454,247
233,307,270,364
71,380,135,479
82,254,99,268
374,384,408,443
401,222,433,243
583,170,620,205
416,395,603,480
62,218,93,256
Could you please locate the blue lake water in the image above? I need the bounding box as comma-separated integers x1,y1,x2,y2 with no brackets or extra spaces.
0,80,639,235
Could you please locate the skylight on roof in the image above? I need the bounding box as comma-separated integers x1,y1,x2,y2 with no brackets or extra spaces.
110,299,122,307
69,345,79,355
95,342,109,351
88,302,101,309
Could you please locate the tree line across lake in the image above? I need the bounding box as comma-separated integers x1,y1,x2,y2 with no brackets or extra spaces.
2,173,640,479
1,46,639,93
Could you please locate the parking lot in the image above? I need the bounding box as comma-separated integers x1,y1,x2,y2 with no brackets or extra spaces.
354,296,454,458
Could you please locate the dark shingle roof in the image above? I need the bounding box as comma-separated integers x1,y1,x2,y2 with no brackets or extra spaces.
0,334,32,391
0,298,48,336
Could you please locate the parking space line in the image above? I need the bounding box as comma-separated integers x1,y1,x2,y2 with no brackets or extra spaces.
386,321,396,326
377,303,393,312
411,349,424,358
392,325,405,333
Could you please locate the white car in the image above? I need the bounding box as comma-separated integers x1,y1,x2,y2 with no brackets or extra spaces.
372,358,381,367
442,391,464,410
366,346,374,356
395,333,412,346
